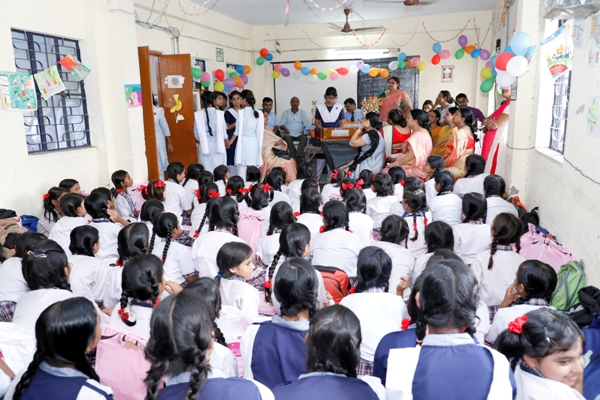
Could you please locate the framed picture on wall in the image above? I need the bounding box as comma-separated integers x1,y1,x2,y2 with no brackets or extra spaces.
192,89,201,112
441,65,454,83
216,48,224,62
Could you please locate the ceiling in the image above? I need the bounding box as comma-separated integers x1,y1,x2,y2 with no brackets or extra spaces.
192,0,497,26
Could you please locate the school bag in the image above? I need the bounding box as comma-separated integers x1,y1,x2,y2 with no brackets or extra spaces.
216,305,253,377
0,209,17,220
0,222,29,260
519,223,576,272
564,286,600,328
550,261,586,311
237,209,265,254
582,312,600,398
314,265,350,304
507,195,527,218
19,215,39,232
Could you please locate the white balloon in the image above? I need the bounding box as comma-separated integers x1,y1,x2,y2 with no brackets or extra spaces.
495,70,516,89
309,75,318,84
293,70,302,79
388,61,398,71
505,55,528,77
349,65,359,74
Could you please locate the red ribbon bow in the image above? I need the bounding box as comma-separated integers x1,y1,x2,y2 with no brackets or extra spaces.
263,279,272,289
117,189,123,194
341,183,355,190
117,308,129,322
195,189,201,199
209,190,219,199
43,193,50,200
260,184,272,193
400,180,406,186
138,185,148,194
349,287,356,294
115,259,124,267
508,315,528,334
154,181,166,189
227,189,233,195
319,225,325,233
193,230,200,238
153,297,162,309
331,169,339,179
401,318,410,331
238,188,250,194
294,211,300,217
424,217,429,227
345,171,353,176
356,179,365,188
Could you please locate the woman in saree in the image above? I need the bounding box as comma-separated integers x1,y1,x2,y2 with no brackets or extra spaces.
382,109,411,163
443,107,477,179
377,76,413,122
260,110,297,183
428,109,442,145
385,109,432,180
344,112,386,178
433,90,456,122
483,88,511,176
432,107,458,156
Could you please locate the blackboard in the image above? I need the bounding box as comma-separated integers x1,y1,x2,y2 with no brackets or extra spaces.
357,57,420,111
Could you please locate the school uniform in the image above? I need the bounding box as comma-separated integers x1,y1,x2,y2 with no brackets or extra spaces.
393,183,404,202
348,211,374,246
182,178,199,198
270,191,291,206
486,300,552,345
386,333,516,400
320,183,341,205
12,289,76,332
114,189,136,219
4,361,113,400
225,108,240,173
235,108,265,176
366,195,399,229
429,192,463,227
311,228,364,278
68,254,111,304
154,105,171,174
109,301,154,338
453,221,493,265
164,181,194,217
211,342,239,378
272,372,383,400
388,209,430,258
372,241,415,298
352,131,386,178
296,212,323,237
424,178,437,206
188,202,208,238
363,188,377,202
412,253,432,285
0,257,28,303
194,108,228,173
48,216,89,255
37,215,60,237
241,315,309,389
192,230,247,278
514,363,584,400
373,327,418,386
286,179,304,206
258,233,280,267
216,180,227,197
219,277,260,319
151,238,196,284
103,266,124,307
486,196,519,224
453,174,488,198
89,219,123,260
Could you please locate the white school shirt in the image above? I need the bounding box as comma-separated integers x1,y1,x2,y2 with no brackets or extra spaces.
219,278,260,319
388,209,431,258
189,202,208,238
486,196,519,224
453,222,493,265
258,233,280,267
363,188,377,202
48,216,89,255
88,220,123,260
453,174,488,198
514,364,585,400
429,193,463,227
394,183,404,202
151,238,196,284
367,195,399,229
471,249,526,307
164,181,194,216
211,342,238,378
192,231,247,278
486,304,551,345
37,217,58,237
68,254,111,304
412,253,432,285
269,191,291,206
372,241,415,298
114,190,136,219
216,180,227,197
425,178,437,206
182,179,199,197
348,212,374,246
311,228,364,278
12,289,75,332
475,300,491,344
286,179,304,206
296,213,323,238
340,292,408,362
103,266,124,307
109,303,153,338
0,258,28,303
320,183,341,205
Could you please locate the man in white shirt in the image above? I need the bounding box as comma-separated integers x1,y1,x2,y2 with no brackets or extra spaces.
343,98,364,123
262,97,279,134
279,96,310,159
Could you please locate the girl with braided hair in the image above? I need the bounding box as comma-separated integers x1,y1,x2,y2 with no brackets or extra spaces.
194,90,227,174
150,213,197,284
472,212,524,320
343,187,374,246
452,193,492,266
396,187,430,258
428,170,463,227
345,112,386,178
232,89,264,181
484,174,519,224
259,202,295,268
139,200,164,237
188,183,219,239
366,173,397,234
225,175,247,210
144,290,273,400
296,187,323,237
412,221,455,286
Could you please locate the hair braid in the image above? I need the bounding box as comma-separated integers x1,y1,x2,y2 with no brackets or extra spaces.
266,224,275,236
410,213,419,242
415,307,427,345
149,231,157,253
515,237,521,254
345,218,350,231
185,347,209,400
195,208,209,238
264,252,281,303
488,236,498,270
214,326,227,347
144,360,168,400
147,270,160,304
13,351,45,400
118,290,136,327
162,229,172,263
205,107,213,136
231,222,238,237
252,106,259,118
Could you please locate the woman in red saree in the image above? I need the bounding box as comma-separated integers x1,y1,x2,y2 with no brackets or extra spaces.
482,88,511,168
377,76,413,122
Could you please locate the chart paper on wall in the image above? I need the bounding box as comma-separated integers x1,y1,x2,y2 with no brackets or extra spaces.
0,71,37,111
34,65,66,101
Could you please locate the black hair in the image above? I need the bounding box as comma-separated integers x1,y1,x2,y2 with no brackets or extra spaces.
488,213,523,270
456,93,468,101
296,162,313,180
423,100,434,108
117,223,150,266
84,191,110,220
434,170,455,193
22,240,70,291
90,187,113,205
439,90,455,105
226,176,245,203
388,109,408,128
306,305,361,378
141,180,166,202
140,200,164,224
515,260,558,303
447,106,459,117
198,171,214,186
144,291,213,400
324,87,338,98
520,207,541,235
228,90,241,102
410,109,430,132
456,107,478,140
111,170,128,195
12,297,100,400
358,169,373,189
323,200,350,232
241,89,259,118
300,187,321,214
403,188,428,242
301,177,319,193
380,215,410,248
416,259,479,343
330,169,344,185
151,213,179,263
343,188,367,213
426,155,444,174
462,193,487,223
424,221,454,253
355,247,392,293
43,187,68,223
184,277,227,346
365,111,383,131
183,164,204,187
388,166,406,185
484,174,506,198
267,202,296,236
119,254,164,327
407,275,424,323
262,97,273,104
59,193,84,217
246,166,261,183
69,225,99,257
213,165,229,187
208,196,239,236
266,168,286,192
347,114,382,173
426,248,463,267
372,173,394,197
15,232,47,258
193,183,220,238
245,183,273,210
274,258,318,318
201,91,215,136
343,98,356,106
428,109,441,126
465,154,486,177
403,177,425,191
494,308,585,370
215,242,253,283
58,179,79,191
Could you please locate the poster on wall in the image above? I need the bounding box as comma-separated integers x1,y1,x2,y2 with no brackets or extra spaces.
441,65,454,83
588,16,600,66
34,65,66,101
216,48,224,62
58,54,90,81
570,20,584,49
124,84,142,108
541,24,574,79
587,96,600,138
0,71,37,111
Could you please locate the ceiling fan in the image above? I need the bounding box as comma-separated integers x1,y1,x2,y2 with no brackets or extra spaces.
327,8,385,34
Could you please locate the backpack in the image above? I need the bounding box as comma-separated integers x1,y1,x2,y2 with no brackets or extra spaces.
0,209,17,220
565,287,600,328
0,222,29,260
551,261,586,311
508,195,527,218
520,223,576,272
314,265,350,304
19,215,39,232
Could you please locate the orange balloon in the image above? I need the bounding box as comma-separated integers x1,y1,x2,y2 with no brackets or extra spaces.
243,65,251,74
406,60,413,68
380,69,389,78
368,68,380,77
294,61,302,70
310,68,318,75
233,76,243,86
465,45,476,55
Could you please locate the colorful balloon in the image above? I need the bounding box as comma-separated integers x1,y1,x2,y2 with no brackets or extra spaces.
480,77,495,93
240,74,248,84
380,69,389,78
233,76,243,86
480,49,491,61
201,80,210,88
431,54,441,65
244,65,251,74
223,78,234,87
274,64,283,72
310,68,318,75
439,49,451,59
294,61,302,70
309,75,318,84
389,61,398,70
214,82,224,92
471,49,481,58
510,32,532,57
432,42,442,54
464,45,476,55
485,61,491,68
495,52,514,71
397,61,406,69
491,67,498,77
293,70,302,79
229,72,237,78
272,71,281,79
235,65,244,74
256,57,265,66
336,67,349,75
201,72,210,82
398,52,407,61
330,71,339,80
496,70,516,89
361,64,371,73
301,66,310,76
410,57,420,67
505,46,514,55
281,68,290,77
506,55,528,77
317,72,327,80
368,68,380,77
215,69,225,81
265,53,273,61
259,48,269,57
480,67,492,79
349,65,359,74
458,35,468,48
356,60,365,68
191,67,202,79
455,48,465,59
417,61,426,71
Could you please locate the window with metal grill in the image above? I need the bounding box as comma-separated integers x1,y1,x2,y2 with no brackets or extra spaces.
549,70,570,154
11,29,90,153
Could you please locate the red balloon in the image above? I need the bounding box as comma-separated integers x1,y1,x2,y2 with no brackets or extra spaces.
259,48,269,58
431,54,441,65
495,52,514,71
336,67,349,76
215,69,225,81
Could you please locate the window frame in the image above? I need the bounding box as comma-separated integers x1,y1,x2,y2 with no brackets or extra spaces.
548,20,571,154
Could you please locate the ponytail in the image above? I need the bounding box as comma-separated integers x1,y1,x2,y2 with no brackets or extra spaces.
488,236,498,270
205,107,213,136
162,229,172,264
265,252,281,303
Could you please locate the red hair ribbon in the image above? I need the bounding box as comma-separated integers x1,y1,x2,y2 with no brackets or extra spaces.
209,190,220,199
263,279,272,289
413,222,418,232
372,173,377,180
461,327,467,333
294,211,300,217
154,181,166,189
400,180,406,186
424,217,428,227
319,225,325,233
319,211,323,216
193,230,200,238
260,183,272,193
116,259,124,267
227,189,233,195
248,184,253,190
195,189,201,199
508,315,528,334
349,287,356,294
238,188,250,194
138,185,148,194
345,170,353,176
117,308,129,322
331,169,339,179
43,193,50,200
341,182,355,190
153,297,162,309
117,189,123,194
401,318,410,331
356,179,365,187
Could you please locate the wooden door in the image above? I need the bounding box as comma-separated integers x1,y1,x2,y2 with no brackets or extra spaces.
138,46,159,180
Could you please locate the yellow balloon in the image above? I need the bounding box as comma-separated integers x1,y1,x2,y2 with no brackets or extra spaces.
417,61,426,71
326,68,334,77
480,67,492,79
380,68,389,78
272,71,281,79
368,68,380,77
214,82,225,92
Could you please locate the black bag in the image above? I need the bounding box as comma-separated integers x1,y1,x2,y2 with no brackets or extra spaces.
565,286,600,328
0,209,17,220
272,147,291,160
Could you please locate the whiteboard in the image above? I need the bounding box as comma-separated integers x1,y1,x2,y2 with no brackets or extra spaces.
273,60,359,122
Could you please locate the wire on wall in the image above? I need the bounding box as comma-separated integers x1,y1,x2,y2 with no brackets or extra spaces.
389,23,420,48
422,19,472,43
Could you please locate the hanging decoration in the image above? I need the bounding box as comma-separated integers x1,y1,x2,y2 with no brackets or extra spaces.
352,28,387,47
306,0,347,11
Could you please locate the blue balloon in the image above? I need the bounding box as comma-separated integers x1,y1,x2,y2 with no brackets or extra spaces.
510,32,532,57
490,55,497,69
235,65,244,74
361,64,371,73
265,53,273,61
505,46,514,55
471,49,481,58
301,66,310,76
491,67,498,77
432,42,442,54
398,52,407,61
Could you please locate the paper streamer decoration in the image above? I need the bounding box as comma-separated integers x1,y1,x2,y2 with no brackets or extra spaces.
0,71,37,111
34,65,66,101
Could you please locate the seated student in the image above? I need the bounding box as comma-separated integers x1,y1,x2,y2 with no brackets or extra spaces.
241,258,318,389
366,173,398,234
164,162,194,221
189,183,220,239
358,169,376,202
144,290,273,400
388,166,406,202
214,165,231,197
320,169,344,205
342,186,373,246
0,232,46,322
287,162,313,206
429,170,463,227
391,184,430,258
423,155,444,206
68,226,111,306
183,278,238,378
59,178,82,194
241,184,274,242
495,309,584,399
272,305,384,400
86,191,129,260
296,187,323,237
412,221,454,285
292,178,318,213
214,242,259,319
197,170,215,190
453,193,492,266
192,197,246,279
259,202,296,267
266,168,291,206
4,297,113,400
486,260,557,345
37,187,67,237
245,165,261,188
484,174,518,224
343,97,364,123
181,163,204,197
150,213,198,284
139,200,164,237
453,154,488,198
48,193,88,255
471,213,525,319
111,170,137,220
386,259,515,399
311,201,365,279
225,176,248,210
340,247,408,376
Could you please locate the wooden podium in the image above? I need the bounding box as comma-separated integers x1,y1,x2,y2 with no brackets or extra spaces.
312,126,357,142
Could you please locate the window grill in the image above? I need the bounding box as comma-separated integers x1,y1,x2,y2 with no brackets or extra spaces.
549,70,570,154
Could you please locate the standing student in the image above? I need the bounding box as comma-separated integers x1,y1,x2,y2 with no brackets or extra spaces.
111,170,137,220
366,173,398,233
314,87,346,179
388,166,406,202
190,183,220,239
48,193,88,255
225,90,242,176
343,97,364,122
422,155,444,206
279,97,310,159
412,221,454,284
296,188,323,237
164,162,194,223
495,309,584,399
484,175,519,224
38,187,67,237
86,191,129,260
194,91,228,173
153,98,173,177
429,170,463,227
144,291,273,400
453,154,488,198
181,163,204,197
232,90,264,180
453,193,492,266
342,187,374,246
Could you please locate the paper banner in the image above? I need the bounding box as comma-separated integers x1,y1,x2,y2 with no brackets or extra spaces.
34,65,66,101
124,84,142,108
571,20,584,49
541,24,573,80
588,16,600,67
587,97,600,138
0,71,37,111
58,54,90,81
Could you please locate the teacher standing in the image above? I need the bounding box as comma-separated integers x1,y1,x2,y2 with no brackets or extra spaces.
377,76,413,122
